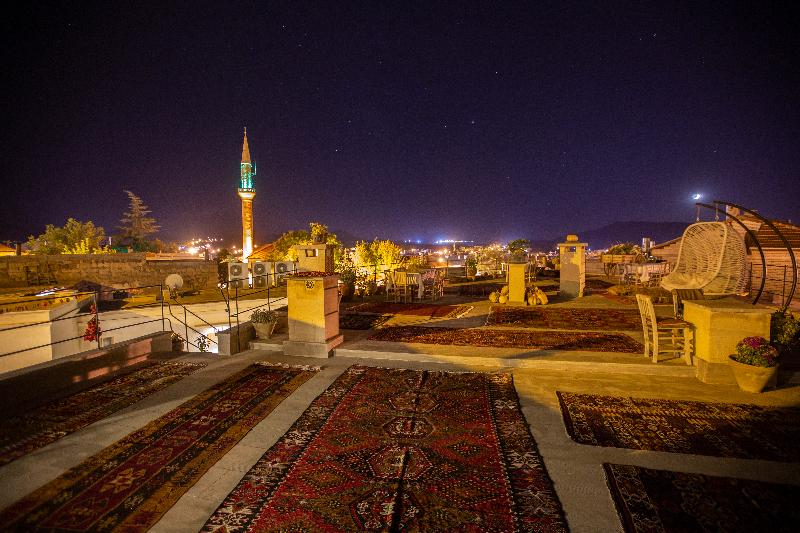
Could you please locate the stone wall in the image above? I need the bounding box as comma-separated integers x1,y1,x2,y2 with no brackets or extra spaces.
0,254,218,291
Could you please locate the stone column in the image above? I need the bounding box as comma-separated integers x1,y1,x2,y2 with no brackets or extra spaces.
507,262,527,304
559,235,587,299
283,273,343,358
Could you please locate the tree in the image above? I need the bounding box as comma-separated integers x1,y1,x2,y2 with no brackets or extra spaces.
26,218,110,255
375,240,402,269
118,190,160,249
268,223,342,262
354,240,377,269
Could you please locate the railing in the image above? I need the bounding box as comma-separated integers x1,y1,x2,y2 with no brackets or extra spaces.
164,295,219,352
218,267,295,353
0,264,302,365
0,284,171,361
747,263,800,309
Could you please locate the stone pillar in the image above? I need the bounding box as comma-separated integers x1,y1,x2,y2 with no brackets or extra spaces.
683,299,773,384
283,273,343,358
293,243,335,272
507,262,527,304
559,235,587,299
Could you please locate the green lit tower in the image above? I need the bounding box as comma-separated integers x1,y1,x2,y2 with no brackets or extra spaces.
237,128,256,260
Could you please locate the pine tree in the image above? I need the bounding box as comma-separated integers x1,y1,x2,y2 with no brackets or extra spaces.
118,190,160,249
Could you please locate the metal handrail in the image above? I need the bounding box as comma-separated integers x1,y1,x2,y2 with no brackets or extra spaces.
163,298,219,351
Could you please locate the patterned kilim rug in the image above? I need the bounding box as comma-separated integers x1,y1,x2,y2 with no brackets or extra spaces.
486,306,642,330
346,302,472,319
0,363,317,532
370,326,643,352
203,365,567,532
0,361,205,468
558,392,800,461
604,463,800,532
339,313,391,330
584,278,614,292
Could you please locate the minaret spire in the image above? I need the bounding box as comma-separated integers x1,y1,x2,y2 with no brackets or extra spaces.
241,127,251,164
237,128,256,261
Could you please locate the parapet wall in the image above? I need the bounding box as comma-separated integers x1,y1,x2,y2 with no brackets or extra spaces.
0,254,218,291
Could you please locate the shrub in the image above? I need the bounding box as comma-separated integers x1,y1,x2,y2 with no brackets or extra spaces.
606,243,642,255
771,311,800,358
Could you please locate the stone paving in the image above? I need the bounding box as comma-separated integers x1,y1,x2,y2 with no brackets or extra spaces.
1,287,799,532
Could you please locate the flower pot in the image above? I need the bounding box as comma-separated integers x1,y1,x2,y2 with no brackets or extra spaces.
728,356,778,393
172,340,184,352
253,321,277,339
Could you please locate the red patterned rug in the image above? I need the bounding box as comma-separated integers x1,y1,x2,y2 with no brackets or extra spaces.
605,463,800,532
370,326,643,353
0,363,317,532
0,361,205,467
203,365,567,532
486,306,642,331
340,313,391,330
346,302,472,319
558,392,800,461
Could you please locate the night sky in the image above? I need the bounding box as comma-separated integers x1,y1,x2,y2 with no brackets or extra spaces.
3,1,799,245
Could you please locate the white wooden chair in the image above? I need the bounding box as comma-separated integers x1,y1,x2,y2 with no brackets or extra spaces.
384,271,397,302
402,273,420,303
660,222,747,296
636,294,693,365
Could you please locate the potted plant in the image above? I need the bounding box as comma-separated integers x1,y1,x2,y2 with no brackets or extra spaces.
338,266,357,301
171,332,185,352
728,336,780,393
251,308,279,339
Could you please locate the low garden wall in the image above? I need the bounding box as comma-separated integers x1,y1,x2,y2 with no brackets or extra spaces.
0,254,218,291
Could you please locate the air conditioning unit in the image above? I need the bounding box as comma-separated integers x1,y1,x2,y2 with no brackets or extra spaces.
273,261,294,284
251,261,270,289
228,262,248,289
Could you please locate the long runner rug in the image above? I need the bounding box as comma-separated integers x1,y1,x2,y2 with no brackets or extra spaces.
340,313,391,330
346,302,472,319
0,363,317,532
203,365,567,532
370,325,643,353
604,463,800,532
486,306,642,331
0,361,206,467
558,392,800,461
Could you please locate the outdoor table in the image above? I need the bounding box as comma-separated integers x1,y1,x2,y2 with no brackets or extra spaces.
620,262,667,284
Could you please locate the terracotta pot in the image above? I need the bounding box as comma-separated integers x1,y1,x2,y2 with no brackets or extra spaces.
253,321,277,339
728,356,778,393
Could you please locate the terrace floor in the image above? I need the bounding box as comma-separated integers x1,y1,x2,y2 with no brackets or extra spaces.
1,276,799,531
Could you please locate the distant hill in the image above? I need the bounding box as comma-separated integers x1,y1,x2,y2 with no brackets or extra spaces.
530,221,690,251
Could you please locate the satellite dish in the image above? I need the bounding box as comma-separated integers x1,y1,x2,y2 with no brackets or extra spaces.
165,274,184,291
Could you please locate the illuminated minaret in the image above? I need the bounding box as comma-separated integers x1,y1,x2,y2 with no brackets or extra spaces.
237,128,256,261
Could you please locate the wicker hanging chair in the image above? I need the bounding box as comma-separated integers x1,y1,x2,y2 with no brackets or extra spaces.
660,221,747,296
